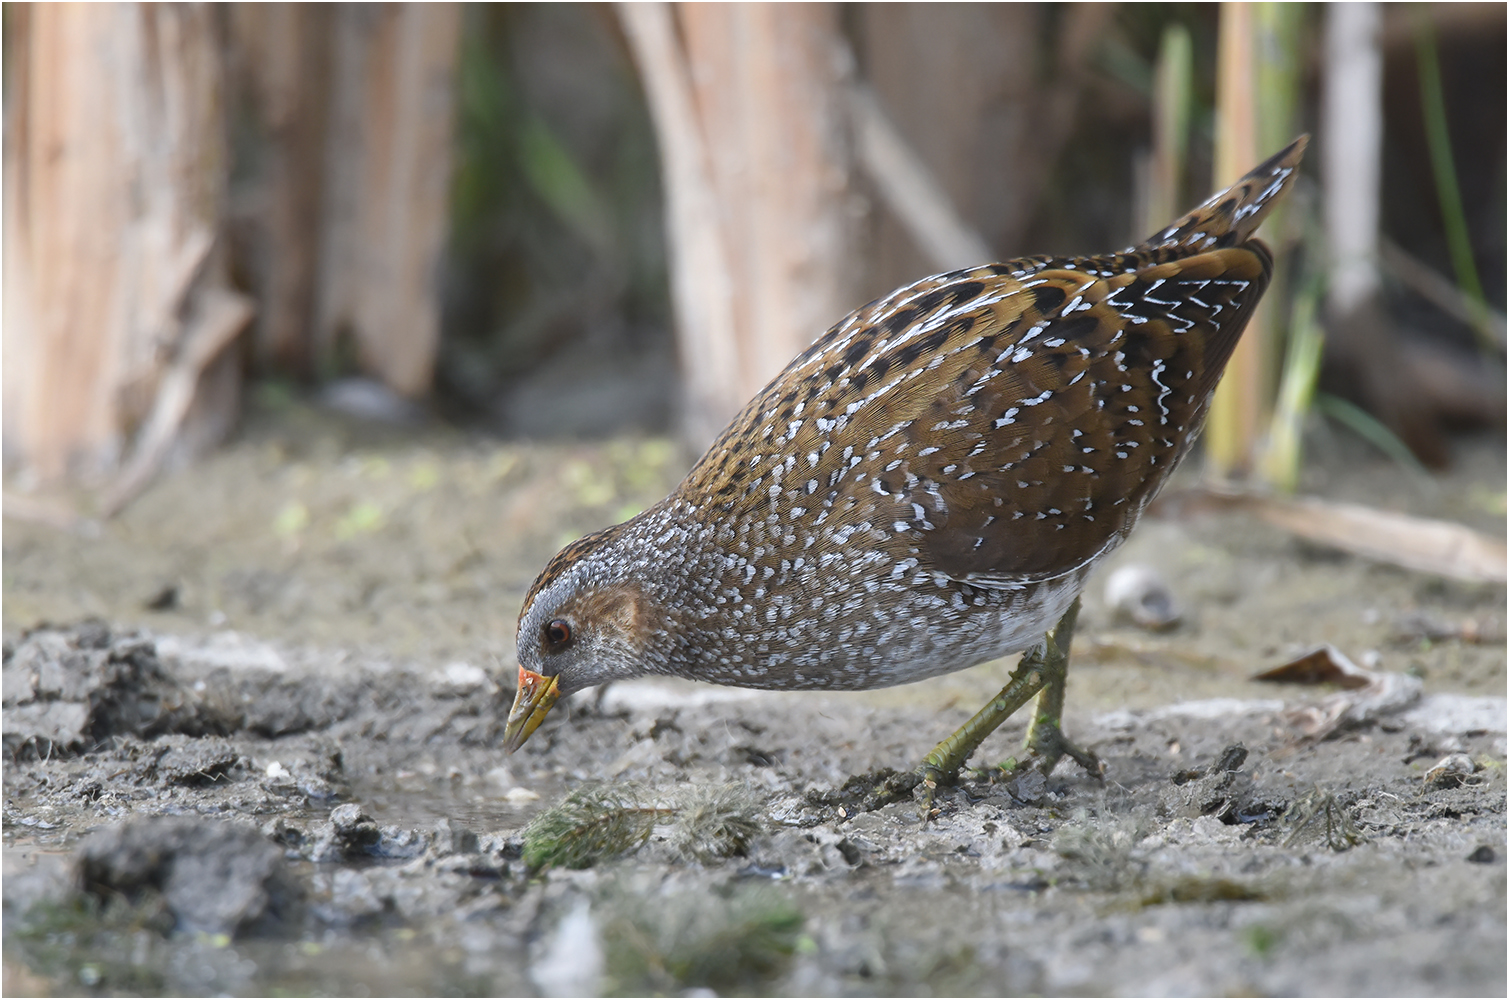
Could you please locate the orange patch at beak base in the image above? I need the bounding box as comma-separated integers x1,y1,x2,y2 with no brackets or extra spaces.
503,667,561,753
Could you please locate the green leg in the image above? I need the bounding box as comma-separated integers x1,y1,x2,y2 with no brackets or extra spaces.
1022,598,1103,777
873,597,1101,819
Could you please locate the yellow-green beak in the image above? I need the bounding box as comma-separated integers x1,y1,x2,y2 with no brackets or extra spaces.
503,667,561,753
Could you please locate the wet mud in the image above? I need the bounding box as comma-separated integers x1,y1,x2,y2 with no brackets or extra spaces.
4,404,1505,996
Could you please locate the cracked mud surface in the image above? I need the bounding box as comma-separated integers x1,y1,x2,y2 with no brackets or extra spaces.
4,403,1505,996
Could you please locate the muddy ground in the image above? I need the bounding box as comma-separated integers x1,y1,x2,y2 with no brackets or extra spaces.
3,398,1506,997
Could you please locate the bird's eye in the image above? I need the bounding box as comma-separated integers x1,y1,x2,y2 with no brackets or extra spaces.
544,619,572,648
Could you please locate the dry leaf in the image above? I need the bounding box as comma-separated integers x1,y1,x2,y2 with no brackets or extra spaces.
1255,644,1422,743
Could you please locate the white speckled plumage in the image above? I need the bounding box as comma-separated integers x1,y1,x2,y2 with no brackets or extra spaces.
512,137,1308,711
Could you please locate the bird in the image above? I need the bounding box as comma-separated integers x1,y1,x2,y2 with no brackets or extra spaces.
503,136,1308,816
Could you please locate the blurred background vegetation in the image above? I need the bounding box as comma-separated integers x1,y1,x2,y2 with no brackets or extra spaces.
443,5,672,434
3,2,1504,510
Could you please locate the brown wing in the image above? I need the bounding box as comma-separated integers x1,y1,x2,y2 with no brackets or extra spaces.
886,246,1272,585
674,137,1302,588
675,244,1268,583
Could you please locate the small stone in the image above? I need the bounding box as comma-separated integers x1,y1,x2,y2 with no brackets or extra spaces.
307,804,382,862
1009,770,1048,805
330,802,370,831
1424,753,1478,788
262,817,305,848
378,825,430,859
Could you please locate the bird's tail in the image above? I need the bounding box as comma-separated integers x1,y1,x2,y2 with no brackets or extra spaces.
1137,134,1308,254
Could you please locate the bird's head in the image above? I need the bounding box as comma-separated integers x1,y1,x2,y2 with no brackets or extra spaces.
503,525,660,752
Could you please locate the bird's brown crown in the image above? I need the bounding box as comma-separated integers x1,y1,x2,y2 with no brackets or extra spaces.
518,523,628,632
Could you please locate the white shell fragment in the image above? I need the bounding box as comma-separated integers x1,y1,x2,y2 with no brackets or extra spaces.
1104,564,1182,630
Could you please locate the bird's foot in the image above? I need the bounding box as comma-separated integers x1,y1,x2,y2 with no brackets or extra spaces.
838,740,1101,824
877,752,963,823
1024,718,1105,779
909,759,949,823
838,761,948,822
857,767,926,813
803,767,917,821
